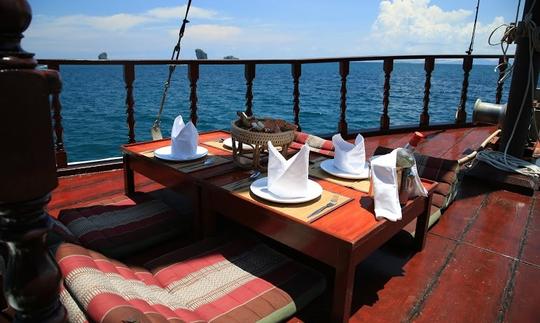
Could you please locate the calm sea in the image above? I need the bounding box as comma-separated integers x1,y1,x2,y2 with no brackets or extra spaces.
57,62,509,162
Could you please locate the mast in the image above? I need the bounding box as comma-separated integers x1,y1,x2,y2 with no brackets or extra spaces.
499,0,540,157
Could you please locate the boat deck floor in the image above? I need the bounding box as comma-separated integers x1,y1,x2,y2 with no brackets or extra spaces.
43,126,540,322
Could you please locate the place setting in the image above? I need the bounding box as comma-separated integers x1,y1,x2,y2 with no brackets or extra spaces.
224,141,352,223
309,133,371,193
145,115,231,172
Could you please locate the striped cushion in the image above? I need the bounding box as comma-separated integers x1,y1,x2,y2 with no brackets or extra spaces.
58,196,185,258
291,131,334,156
56,237,325,323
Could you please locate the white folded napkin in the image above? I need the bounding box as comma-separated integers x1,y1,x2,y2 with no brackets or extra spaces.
267,141,310,198
332,133,366,173
170,115,198,158
370,149,427,221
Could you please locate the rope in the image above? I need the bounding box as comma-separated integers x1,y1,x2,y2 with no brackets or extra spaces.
152,0,193,135
466,0,481,55
476,150,540,177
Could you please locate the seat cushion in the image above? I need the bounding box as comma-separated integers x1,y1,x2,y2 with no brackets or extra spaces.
58,195,187,258
56,237,326,323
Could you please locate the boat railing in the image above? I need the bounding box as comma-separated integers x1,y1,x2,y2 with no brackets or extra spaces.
37,54,512,171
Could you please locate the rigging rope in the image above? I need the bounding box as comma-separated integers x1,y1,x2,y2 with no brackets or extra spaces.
466,0,480,55
151,0,193,139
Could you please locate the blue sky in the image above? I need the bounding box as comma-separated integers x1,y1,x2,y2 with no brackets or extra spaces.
25,0,520,59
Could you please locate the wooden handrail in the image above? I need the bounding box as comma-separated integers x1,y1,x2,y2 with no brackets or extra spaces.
36,54,513,167
37,54,514,66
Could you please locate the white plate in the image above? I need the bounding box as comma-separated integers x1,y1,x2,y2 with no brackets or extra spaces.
320,159,369,179
250,177,323,204
223,137,253,151
154,146,208,161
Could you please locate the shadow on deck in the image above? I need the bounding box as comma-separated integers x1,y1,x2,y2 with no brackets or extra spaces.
43,126,540,322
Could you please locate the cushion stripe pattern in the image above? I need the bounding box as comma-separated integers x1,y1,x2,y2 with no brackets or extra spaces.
59,198,184,258
291,132,334,156
56,237,325,323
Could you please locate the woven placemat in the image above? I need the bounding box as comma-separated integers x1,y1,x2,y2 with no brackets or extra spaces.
222,179,352,223
140,149,230,173
202,139,232,152
309,159,371,193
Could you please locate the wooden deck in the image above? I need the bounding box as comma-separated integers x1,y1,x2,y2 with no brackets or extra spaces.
44,126,540,322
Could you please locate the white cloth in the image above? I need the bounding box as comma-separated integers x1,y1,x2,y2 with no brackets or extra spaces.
332,133,366,173
370,149,427,221
170,115,198,158
267,141,310,198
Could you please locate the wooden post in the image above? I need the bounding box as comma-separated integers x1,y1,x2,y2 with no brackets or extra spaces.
495,56,507,104
47,62,68,167
0,1,66,321
291,63,302,131
244,63,256,116
339,61,349,136
124,64,136,144
455,56,473,124
380,58,393,130
188,63,199,125
420,57,434,127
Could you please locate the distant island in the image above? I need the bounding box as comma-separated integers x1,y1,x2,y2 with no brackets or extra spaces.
98,52,107,60
195,49,208,60
223,55,239,60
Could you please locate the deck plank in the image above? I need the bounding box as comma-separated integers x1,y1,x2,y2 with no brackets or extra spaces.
441,126,496,160
429,177,491,241
462,190,531,258
504,262,540,322
521,192,540,267
349,234,456,323
412,244,512,323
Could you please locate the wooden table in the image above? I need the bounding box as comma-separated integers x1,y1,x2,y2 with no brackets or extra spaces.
122,131,437,323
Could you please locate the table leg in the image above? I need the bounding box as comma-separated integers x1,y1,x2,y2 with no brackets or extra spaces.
413,194,433,251
331,259,356,323
123,154,135,197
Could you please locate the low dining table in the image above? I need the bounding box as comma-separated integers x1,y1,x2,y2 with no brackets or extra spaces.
122,130,437,323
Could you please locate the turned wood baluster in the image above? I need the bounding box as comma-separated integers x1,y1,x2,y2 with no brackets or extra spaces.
495,57,507,104
47,63,67,167
0,1,67,321
380,58,393,130
455,56,473,124
244,63,256,116
124,64,136,143
339,61,349,136
188,63,199,125
291,63,302,131
420,57,435,127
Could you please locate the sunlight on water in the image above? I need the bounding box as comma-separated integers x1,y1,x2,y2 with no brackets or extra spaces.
58,62,509,162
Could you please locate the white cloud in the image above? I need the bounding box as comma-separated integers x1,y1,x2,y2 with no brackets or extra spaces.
366,0,514,55
147,5,219,20
54,14,151,32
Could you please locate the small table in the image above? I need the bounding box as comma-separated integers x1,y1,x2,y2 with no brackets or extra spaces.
122,131,437,323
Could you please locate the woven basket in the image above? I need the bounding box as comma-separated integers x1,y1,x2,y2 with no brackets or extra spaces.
230,120,295,170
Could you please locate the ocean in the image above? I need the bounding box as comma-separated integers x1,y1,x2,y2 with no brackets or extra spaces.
57,62,509,162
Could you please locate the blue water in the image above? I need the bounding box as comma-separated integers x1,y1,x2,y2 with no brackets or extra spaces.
57,62,509,162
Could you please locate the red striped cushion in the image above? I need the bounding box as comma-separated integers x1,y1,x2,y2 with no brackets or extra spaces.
58,196,185,258
56,237,325,323
292,131,334,156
